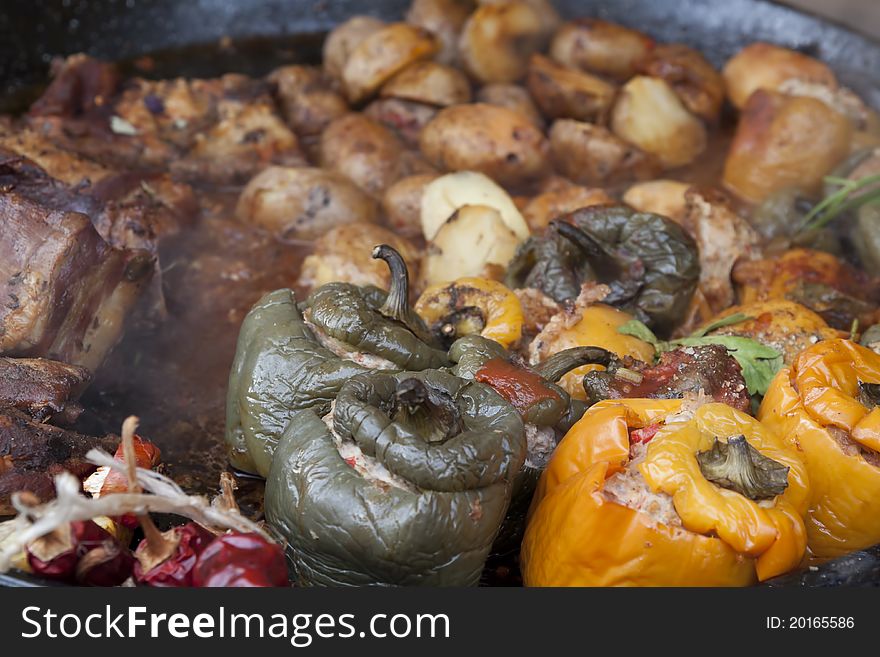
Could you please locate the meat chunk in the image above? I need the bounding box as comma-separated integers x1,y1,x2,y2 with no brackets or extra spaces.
582,344,751,413
0,130,197,252
0,358,89,423
0,157,153,372
28,54,120,119
0,406,118,515
682,187,759,316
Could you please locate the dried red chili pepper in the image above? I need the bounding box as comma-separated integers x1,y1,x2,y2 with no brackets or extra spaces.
27,519,131,584
75,540,136,586
101,435,162,529
192,532,289,587
132,521,216,587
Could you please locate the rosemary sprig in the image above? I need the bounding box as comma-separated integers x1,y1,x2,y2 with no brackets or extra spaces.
797,173,880,235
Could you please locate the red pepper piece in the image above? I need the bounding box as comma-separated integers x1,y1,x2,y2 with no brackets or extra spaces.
27,520,126,583
630,422,662,445
475,358,562,416
192,532,289,587
133,522,215,587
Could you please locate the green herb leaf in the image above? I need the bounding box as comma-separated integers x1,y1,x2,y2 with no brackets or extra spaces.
689,312,753,338
617,319,662,349
797,173,880,235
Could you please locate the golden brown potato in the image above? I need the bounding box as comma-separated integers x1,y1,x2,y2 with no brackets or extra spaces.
722,90,853,203
363,97,438,148
622,179,691,222
722,42,837,109
639,44,724,123
526,54,617,123
298,222,419,290
268,65,349,137
478,0,561,36
381,61,472,107
550,18,654,81
406,0,475,65
236,166,378,241
419,103,550,186
611,76,707,168
341,23,439,103
549,118,659,186
475,83,545,128
458,2,547,83
381,173,439,236
319,113,406,196
323,16,386,81
522,184,613,232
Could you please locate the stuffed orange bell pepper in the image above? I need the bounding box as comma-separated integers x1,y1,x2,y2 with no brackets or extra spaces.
522,399,809,586
759,338,880,558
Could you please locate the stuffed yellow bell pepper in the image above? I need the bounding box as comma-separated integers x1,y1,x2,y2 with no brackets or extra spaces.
759,338,880,558
522,400,809,586
415,277,524,348
529,303,656,400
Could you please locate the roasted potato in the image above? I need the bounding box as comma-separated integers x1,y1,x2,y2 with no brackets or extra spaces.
319,113,407,196
639,44,724,123
549,118,659,186
236,166,378,241
405,0,475,65
723,90,853,203
341,23,439,103
298,222,419,290
363,97,438,148
526,54,617,123
381,173,439,236
421,204,520,286
323,16,386,81
475,83,545,128
722,42,837,109
458,1,547,83
622,179,691,222
550,18,654,81
419,103,550,186
420,170,529,240
268,65,349,137
381,61,472,107
522,184,613,231
611,76,707,168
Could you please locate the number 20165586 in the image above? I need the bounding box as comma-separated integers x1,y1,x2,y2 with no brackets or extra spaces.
766,616,855,629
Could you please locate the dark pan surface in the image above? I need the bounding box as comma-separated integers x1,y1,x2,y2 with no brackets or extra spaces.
1,0,879,108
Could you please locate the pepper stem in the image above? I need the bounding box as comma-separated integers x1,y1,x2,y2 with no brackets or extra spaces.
696,435,789,500
219,472,240,515
393,378,463,443
121,416,177,565
372,244,437,345
534,346,616,382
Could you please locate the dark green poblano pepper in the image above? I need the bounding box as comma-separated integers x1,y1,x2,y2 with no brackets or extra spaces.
505,205,700,337
448,335,614,553
225,245,448,476
264,369,526,586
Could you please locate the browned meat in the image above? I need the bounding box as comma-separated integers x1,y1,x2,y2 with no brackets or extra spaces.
0,156,153,372
27,56,304,184
0,130,197,252
28,54,120,119
0,406,118,515
582,344,751,412
0,357,90,423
